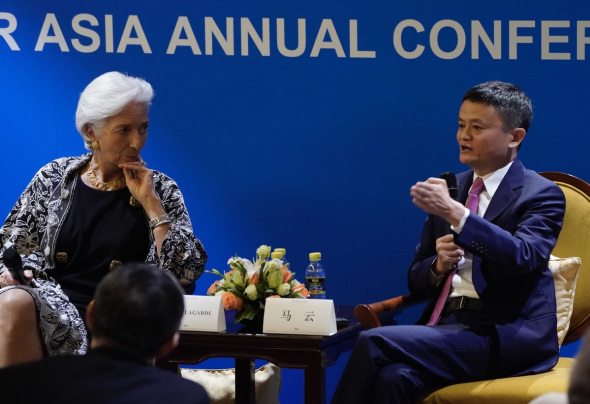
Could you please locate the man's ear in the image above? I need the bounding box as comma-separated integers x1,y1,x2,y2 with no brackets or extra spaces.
509,128,526,149
86,300,96,333
155,332,179,359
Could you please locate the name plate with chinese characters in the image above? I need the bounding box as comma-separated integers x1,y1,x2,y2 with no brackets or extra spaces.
180,295,226,332
263,298,337,336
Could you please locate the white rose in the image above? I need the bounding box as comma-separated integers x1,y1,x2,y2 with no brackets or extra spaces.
277,283,291,296
256,245,271,259
245,284,259,300
265,260,280,272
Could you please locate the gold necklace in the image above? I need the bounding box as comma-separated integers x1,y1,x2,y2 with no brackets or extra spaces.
86,163,126,191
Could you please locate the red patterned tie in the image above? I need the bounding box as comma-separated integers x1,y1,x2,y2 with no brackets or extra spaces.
426,177,485,325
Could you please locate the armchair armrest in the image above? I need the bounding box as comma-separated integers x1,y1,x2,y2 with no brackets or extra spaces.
354,293,426,330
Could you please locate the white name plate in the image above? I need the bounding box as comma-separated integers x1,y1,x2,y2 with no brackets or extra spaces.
180,295,226,332
263,298,337,336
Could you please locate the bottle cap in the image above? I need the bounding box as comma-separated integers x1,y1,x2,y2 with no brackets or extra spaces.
274,248,286,255
271,251,284,259
309,252,321,260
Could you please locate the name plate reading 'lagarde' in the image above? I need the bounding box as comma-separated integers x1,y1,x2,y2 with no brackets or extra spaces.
263,298,337,336
180,295,226,332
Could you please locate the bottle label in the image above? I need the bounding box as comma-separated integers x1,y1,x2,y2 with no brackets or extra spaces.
305,276,326,295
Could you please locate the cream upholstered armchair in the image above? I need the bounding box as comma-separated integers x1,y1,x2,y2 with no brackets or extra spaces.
354,172,590,403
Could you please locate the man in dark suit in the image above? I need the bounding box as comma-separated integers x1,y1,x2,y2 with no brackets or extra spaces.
0,262,210,404
331,81,566,404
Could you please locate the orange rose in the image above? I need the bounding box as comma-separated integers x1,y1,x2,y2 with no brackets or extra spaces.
207,280,220,295
293,284,310,298
248,272,260,286
221,291,244,310
281,267,293,283
266,295,281,299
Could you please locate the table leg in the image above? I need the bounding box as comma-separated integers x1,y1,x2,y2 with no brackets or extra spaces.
304,364,326,404
235,358,255,404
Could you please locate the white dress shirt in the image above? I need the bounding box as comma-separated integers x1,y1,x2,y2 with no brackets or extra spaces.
448,161,514,298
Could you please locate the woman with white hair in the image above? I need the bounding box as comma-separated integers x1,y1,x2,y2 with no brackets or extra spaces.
0,71,207,366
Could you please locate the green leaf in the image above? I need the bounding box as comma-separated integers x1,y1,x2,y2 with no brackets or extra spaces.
234,306,261,323
228,288,244,298
232,270,245,287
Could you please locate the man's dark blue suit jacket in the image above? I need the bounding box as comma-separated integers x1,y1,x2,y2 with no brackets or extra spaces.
409,159,566,377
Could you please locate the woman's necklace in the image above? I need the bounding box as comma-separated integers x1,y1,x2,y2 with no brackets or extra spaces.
86,162,126,191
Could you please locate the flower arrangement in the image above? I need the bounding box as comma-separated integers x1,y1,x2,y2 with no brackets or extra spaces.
207,245,310,323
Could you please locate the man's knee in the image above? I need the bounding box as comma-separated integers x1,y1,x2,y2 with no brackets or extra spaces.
358,326,410,351
356,328,388,352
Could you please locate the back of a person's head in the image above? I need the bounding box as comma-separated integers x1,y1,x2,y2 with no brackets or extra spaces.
91,263,184,358
568,330,590,404
463,80,533,133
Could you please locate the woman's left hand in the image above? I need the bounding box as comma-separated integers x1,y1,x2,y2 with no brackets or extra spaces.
120,160,170,256
0,267,33,287
119,161,160,211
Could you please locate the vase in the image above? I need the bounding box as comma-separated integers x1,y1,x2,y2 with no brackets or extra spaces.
238,310,265,333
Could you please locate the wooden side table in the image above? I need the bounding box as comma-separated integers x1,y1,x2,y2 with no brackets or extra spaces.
156,306,369,404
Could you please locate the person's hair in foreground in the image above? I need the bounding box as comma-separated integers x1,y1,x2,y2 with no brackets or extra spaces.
90,262,184,359
569,330,590,404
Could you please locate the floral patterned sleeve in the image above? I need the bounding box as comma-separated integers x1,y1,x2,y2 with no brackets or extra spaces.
0,159,89,357
0,162,56,272
148,171,207,288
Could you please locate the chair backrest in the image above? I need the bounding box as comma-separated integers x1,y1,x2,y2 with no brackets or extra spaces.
540,172,590,344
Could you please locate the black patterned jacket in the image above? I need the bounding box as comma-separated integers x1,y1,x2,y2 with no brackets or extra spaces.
0,153,208,288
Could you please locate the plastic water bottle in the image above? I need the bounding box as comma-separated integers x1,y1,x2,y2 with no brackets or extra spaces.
305,252,326,299
274,248,289,269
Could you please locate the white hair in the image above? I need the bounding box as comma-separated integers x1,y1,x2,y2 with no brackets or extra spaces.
75,72,154,150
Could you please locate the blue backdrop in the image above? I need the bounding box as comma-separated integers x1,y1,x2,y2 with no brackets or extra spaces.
1,1,588,402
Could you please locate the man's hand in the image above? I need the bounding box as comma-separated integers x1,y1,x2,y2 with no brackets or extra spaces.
411,177,466,227
434,234,465,276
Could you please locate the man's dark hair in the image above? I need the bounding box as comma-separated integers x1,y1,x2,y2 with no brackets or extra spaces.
463,81,533,132
91,262,185,358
